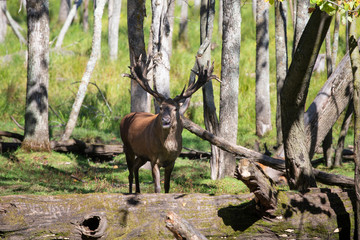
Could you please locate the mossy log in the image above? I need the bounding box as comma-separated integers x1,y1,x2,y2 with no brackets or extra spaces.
0,190,357,239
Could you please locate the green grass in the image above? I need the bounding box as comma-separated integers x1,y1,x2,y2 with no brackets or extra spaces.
0,1,358,195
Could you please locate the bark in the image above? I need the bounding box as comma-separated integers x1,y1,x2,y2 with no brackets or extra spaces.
0,190,357,239
60,0,106,141
252,0,256,22
292,0,309,56
323,28,334,168
83,0,89,31
235,159,278,214
218,0,223,35
181,116,355,188
281,8,332,191
165,211,208,240
22,0,51,152
55,0,83,49
332,11,340,69
200,0,221,180
178,0,188,42
108,0,121,60
4,9,27,45
334,104,353,167
255,0,272,137
127,0,149,113
0,0,6,43
348,19,360,239
58,0,71,23
218,0,240,179
151,0,175,105
305,50,354,159
275,0,288,146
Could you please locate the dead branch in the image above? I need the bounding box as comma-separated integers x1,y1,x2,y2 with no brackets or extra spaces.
10,116,24,130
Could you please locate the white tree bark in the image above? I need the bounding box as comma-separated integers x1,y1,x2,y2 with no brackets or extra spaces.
255,0,272,137
292,0,309,56
108,0,121,60
178,0,188,42
0,1,6,43
218,0,241,179
151,0,175,102
58,0,71,23
22,0,50,152
55,0,83,49
275,0,288,145
61,0,106,141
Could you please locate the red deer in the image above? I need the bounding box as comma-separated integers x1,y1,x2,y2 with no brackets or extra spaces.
121,56,219,193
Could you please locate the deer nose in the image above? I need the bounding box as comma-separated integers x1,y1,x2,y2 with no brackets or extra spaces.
162,116,171,127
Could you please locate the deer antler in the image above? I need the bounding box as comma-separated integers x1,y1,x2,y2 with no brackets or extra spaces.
124,55,165,102
174,57,221,102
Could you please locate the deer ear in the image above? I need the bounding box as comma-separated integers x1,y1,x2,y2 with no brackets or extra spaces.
179,98,190,115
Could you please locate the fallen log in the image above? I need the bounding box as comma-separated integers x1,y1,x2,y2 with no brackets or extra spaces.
0,190,356,239
181,116,355,188
165,211,208,240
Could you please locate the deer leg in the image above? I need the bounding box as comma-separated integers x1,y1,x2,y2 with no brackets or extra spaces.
125,151,135,193
164,162,175,193
133,157,147,193
151,163,161,193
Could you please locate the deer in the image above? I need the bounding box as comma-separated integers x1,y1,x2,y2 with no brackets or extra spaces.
120,56,219,193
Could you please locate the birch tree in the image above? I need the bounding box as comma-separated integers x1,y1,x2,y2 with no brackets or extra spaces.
108,0,121,60
127,0,149,112
22,0,50,152
58,0,70,23
292,0,309,55
275,0,288,146
151,0,175,107
218,0,241,178
0,0,6,43
178,0,188,42
255,0,272,137
61,0,106,141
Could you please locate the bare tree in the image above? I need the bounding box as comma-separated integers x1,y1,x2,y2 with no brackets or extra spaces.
127,0,149,112
178,0,188,42
218,0,223,35
83,0,89,31
151,0,175,106
292,0,309,56
55,0,83,49
58,0,71,23
61,0,106,141
218,0,241,179
22,0,50,152
255,0,272,137
199,0,220,180
281,8,332,191
348,18,360,238
0,0,6,43
275,0,288,146
108,0,121,60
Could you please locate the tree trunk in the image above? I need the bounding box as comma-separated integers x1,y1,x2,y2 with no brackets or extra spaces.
218,0,223,35
58,0,71,24
305,50,354,159
108,0,121,60
151,0,175,107
127,0,149,113
0,1,6,43
252,0,256,22
275,0,288,146
348,18,360,239
82,0,89,31
323,28,334,168
22,0,51,152
178,0,189,42
199,0,221,180
332,11,340,69
280,7,332,191
55,0,83,49
5,9,27,45
0,190,357,239
255,0,272,137
60,0,106,141
292,0,309,56
218,0,240,179
334,104,353,167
